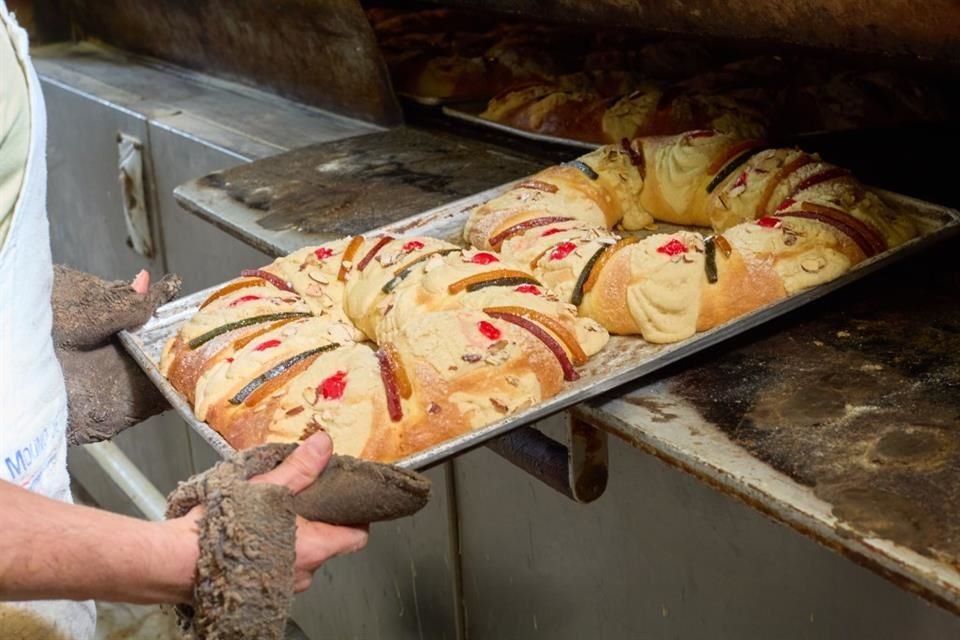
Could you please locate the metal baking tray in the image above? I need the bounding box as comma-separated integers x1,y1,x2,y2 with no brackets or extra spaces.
119,184,960,470
398,92,490,107
442,102,929,151
442,102,600,151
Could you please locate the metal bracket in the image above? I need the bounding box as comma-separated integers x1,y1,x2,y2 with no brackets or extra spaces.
485,414,608,503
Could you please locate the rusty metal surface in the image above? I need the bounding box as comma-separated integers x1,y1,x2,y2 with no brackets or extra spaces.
174,127,544,256
575,237,960,612
436,0,960,64
58,0,402,126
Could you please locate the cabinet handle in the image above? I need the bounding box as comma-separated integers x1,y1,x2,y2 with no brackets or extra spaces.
117,132,155,258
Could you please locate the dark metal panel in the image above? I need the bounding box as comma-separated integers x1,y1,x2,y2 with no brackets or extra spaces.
290,463,462,640
42,81,158,279
174,127,544,256
58,0,403,126
454,416,960,639
40,78,198,499
146,119,276,295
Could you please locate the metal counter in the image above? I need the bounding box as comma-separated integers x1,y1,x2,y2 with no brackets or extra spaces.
575,242,960,611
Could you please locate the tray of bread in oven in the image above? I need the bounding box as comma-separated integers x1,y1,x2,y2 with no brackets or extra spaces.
120,130,960,470
367,7,951,147
440,57,952,150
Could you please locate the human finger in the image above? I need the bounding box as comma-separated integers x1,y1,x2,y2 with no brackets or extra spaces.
250,432,333,494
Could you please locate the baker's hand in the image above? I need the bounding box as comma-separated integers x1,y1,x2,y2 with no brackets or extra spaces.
52,265,181,446
164,432,385,639
249,433,370,592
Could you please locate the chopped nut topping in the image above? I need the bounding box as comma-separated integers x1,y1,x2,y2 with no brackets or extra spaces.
485,350,510,366
487,339,508,354
490,398,509,414
286,406,305,417
308,270,329,284
505,375,520,387
306,283,324,296
757,155,782,172
801,256,827,273
327,323,355,344
428,402,442,415
462,353,482,363
300,418,325,440
377,251,400,267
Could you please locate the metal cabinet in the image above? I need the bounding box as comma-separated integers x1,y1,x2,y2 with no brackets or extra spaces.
453,417,960,640
41,77,198,505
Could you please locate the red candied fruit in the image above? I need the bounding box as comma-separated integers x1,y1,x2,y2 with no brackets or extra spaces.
541,227,565,237
253,339,282,352
469,252,499,265
314,247,334,261
402,240,425,252
478,320,502,340
776,197,796,212
229,294,261,307
732,171,748,189
226,357,234,363
756,216,781,228
514,284,541,295
656,239,688,256
318,371,348,400
550,241,577,261
688,130,716,139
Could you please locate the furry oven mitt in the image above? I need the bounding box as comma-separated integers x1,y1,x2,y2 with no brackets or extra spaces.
51,264,181,445
166,443,431,640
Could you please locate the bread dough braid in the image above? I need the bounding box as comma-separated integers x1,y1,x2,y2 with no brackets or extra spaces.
465,130,917,343
161,236,608,460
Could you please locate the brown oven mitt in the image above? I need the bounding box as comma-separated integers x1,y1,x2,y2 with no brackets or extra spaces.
165,443,431,640
51,265,181,446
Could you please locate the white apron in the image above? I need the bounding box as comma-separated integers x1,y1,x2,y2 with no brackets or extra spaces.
0,5,96,639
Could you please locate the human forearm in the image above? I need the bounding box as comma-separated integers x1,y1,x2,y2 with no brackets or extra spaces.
0,480,197,603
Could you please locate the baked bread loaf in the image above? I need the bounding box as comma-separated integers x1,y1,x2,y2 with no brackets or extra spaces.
480,78,771,145
161,236,608,460
475,50,949,145
464,130,918,343
161,126,921,459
